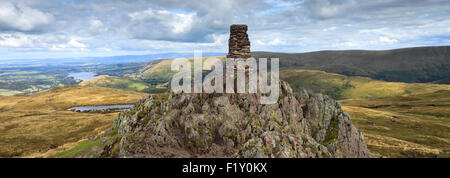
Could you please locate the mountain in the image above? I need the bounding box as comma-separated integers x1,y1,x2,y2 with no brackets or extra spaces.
252,46,450,83
132,46,450,84
98,81,373,158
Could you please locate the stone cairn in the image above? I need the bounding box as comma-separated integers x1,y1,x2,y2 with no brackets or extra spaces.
227,24,251,59
226,24,252,92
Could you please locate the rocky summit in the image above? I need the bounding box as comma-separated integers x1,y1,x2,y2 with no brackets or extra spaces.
99,24,372,158
99,80,373,158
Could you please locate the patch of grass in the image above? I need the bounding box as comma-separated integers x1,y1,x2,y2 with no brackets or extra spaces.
322,119,339,146
0,89,24,97
341,91,450,157
80,75,151,93
50,139,102,158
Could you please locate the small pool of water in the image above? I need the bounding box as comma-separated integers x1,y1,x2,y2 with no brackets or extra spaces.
68,72,97,81
67,105,134,112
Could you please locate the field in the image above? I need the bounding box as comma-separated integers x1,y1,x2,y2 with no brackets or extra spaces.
0,62,146,97
0,67,77,97
0,85,147,157
341,91,450,157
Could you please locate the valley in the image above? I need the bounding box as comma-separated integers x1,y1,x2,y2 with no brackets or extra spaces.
0,62,147,97
0,85,147,157
1,48,449,158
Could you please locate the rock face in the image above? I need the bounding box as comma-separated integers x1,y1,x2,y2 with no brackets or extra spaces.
100,81,372,158
227,24,251,59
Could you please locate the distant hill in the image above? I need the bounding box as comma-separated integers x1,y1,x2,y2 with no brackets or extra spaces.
136,56,226,83
252,46,450,83
124,47,450,93
0,52,226,67
280,69,450,100
80,75,152,93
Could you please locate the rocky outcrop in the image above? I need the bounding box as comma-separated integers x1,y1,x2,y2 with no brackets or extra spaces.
100,81,372,158
227,24,251,59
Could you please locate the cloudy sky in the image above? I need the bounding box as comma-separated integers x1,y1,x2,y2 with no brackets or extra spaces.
0,0,449,60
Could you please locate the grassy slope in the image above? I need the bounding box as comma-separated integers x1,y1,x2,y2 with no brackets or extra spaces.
80,75,150,93
0,85,147,157
0,89,23,97
280,69,450,99
50,139,104,158
140,56,226,81
281,69,450,157
341,91,450,157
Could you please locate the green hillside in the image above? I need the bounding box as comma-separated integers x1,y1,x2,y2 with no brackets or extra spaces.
280,69,450,100
138,56,226,82
253,46,450,84
79,75,167,93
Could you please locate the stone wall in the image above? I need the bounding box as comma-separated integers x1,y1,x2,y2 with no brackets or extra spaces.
227,24,251,59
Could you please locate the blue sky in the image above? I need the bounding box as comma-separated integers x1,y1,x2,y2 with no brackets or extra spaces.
0,0,449,60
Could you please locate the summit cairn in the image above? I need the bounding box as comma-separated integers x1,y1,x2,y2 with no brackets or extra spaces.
227,24,251,59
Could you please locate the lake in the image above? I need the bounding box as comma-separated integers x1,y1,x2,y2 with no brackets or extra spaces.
67,105,134,112
68,72,97,81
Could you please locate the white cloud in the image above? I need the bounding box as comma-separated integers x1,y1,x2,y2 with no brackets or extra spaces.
305,0,357,19
323,26,337,32
96,47,112,51
256,40,265,45
255,38,286,46
332,42,360,47
128,9,199,41
268,38,285,45
89,18,107,34
0,2,54,32
128,9,195,34
379,36,398,44
0,33,32,47
68,38,87,48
